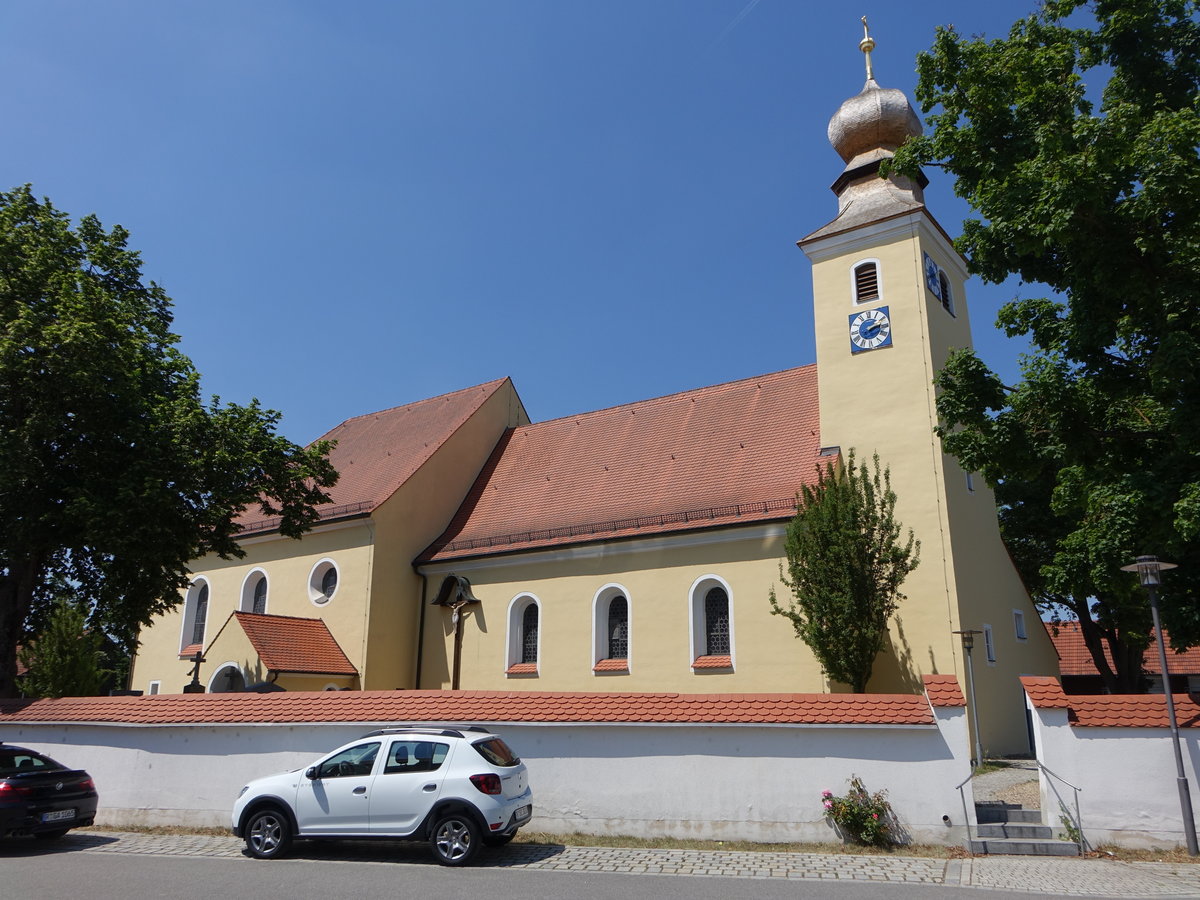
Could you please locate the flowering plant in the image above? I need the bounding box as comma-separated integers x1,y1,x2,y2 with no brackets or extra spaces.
821,776,897,847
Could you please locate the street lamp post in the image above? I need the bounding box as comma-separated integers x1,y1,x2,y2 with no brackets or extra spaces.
954,629,984,768
1120,555,1199,856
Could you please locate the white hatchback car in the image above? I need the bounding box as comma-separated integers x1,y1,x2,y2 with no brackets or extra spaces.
232,726,532,866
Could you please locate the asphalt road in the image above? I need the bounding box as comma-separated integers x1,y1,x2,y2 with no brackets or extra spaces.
1,851,1069,900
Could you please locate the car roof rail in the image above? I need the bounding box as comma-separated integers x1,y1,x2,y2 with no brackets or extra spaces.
359,724,491,739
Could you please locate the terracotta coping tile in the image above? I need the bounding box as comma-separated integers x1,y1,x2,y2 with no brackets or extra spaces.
592,659,629,673
692,655,733,670
922,674,965,707
505,663,538,676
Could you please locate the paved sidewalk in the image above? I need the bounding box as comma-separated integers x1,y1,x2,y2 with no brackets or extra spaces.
6,831,1197,897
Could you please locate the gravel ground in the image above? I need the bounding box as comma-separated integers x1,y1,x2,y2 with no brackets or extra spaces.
973,760,1041,807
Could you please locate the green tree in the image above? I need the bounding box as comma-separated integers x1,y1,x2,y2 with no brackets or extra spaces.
888,1,1200,692
18,598,109,698
769,451,920,692
0,185,338,698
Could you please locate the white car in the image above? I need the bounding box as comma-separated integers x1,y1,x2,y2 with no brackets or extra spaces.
232,726,532,865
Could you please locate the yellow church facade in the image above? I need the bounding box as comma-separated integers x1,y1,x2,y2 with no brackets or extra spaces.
130,51,1057,757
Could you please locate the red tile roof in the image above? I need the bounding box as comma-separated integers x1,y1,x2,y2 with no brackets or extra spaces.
234,613,357,676
239,378,514,535
0,689,938,727
1021,676,1200,727
1047,621,1200,676
922,675,965,707
592,659,629,673
422,366,821,561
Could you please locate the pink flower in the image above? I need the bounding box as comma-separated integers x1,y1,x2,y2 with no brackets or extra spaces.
821,790,833,798
823,800,833,810
872,813,878,819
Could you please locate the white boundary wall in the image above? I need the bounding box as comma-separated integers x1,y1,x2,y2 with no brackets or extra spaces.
4,705,973,844
1027,697,1200,849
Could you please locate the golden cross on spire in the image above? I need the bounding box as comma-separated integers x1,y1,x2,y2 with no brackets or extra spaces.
859,16,876,81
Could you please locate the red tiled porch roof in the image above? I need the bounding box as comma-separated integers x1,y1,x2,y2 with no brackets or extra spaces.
234,612,357,676
1046,620,1200,676
0,689,941,727
1021,676,1200,728
238,378,516,535
422,366,822,561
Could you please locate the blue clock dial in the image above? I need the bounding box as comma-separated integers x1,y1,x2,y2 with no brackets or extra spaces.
848,306,893,354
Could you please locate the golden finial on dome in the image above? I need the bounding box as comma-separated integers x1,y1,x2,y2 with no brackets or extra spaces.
859,16,876,82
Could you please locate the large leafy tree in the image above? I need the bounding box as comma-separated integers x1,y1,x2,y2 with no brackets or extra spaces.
0,185,338,698
889,1,1200,691
769,451,920,692
18,598,110,699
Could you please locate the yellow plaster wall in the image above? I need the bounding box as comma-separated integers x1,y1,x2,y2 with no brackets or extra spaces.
129,523,375,695
361,380,528,690
421,529,830,693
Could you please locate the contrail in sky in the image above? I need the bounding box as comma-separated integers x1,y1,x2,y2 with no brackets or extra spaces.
711,0,763,48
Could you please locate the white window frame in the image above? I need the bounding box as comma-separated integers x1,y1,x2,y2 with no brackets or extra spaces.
147,681,161,696
982,623,996,664
505,593,541,674
1013,610,1028,642
688,574,735,668
240,568,269,614
309,558,340,606
850,258,883,305
591,583,632,671
179,578,211,651
207,661,245,693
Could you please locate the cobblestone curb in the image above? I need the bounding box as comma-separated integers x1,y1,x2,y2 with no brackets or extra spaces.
4,831,1196,896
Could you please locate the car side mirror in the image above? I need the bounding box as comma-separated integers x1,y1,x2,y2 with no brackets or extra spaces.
306,766,319,780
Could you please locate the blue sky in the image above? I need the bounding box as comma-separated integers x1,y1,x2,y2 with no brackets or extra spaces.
2,1,1047,444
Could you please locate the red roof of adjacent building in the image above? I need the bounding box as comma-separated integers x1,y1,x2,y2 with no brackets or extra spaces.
1046,621,1200,676
422,366,822,561
0,688,942,727
238,378,515,535
1021,676,1200,727
232,613,357,676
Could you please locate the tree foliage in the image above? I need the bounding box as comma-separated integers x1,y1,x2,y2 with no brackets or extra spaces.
769,451,920,693
0,185,338,698
889,1,1200,691
18,598,109,699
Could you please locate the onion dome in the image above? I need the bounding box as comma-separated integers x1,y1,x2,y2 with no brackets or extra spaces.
828,79,922,170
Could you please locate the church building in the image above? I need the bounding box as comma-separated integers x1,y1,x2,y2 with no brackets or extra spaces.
130,33,1058,757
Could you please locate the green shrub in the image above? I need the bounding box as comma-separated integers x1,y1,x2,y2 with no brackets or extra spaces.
821,776,897,847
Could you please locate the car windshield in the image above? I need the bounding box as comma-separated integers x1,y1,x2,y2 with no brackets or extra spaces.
0,749,64,776
472,737,520,767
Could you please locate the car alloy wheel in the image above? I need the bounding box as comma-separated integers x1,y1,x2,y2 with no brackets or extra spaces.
431,812,480,866
245,808,292,859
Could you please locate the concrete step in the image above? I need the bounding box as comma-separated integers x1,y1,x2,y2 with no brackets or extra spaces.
969,837,1079,856
975,802,1041,824
976,823,1054,840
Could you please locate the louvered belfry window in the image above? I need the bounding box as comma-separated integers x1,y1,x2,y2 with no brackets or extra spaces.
938,270,953,313
521,604,539,664
854,261,880,303
607,595,628,659
192,583,209,646
705,587,730,656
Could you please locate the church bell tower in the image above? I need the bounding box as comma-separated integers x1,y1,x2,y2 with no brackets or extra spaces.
797,20,1056,757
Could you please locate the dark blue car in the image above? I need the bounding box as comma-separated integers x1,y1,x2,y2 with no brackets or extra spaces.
0,743,98,840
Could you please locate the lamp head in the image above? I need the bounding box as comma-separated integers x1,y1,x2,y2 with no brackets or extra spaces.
1121,555,1178,587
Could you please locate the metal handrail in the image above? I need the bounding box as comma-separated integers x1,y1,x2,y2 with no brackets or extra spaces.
1035,761,1087,855
955,771,975,848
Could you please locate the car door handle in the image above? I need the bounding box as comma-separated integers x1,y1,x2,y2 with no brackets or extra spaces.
423,784,437,792
353,786,366,795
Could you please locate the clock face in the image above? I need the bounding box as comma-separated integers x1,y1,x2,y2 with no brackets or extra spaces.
923,252,942,298
849,306,893,353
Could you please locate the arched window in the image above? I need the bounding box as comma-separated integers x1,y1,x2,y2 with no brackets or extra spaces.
607,596,628,659
853,260,880,303
506,594,541,675
192,583,209,646
321,567,338,599
689,575,734,670
521,604,539,664
251,576,267,614
704,587,730,656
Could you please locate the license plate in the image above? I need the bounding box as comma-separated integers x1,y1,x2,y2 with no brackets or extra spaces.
41,809,75,823
513,805,531,822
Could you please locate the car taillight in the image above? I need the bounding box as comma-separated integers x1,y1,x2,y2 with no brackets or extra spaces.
469,773,502,795
78,777,95,792
0,781,33,798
